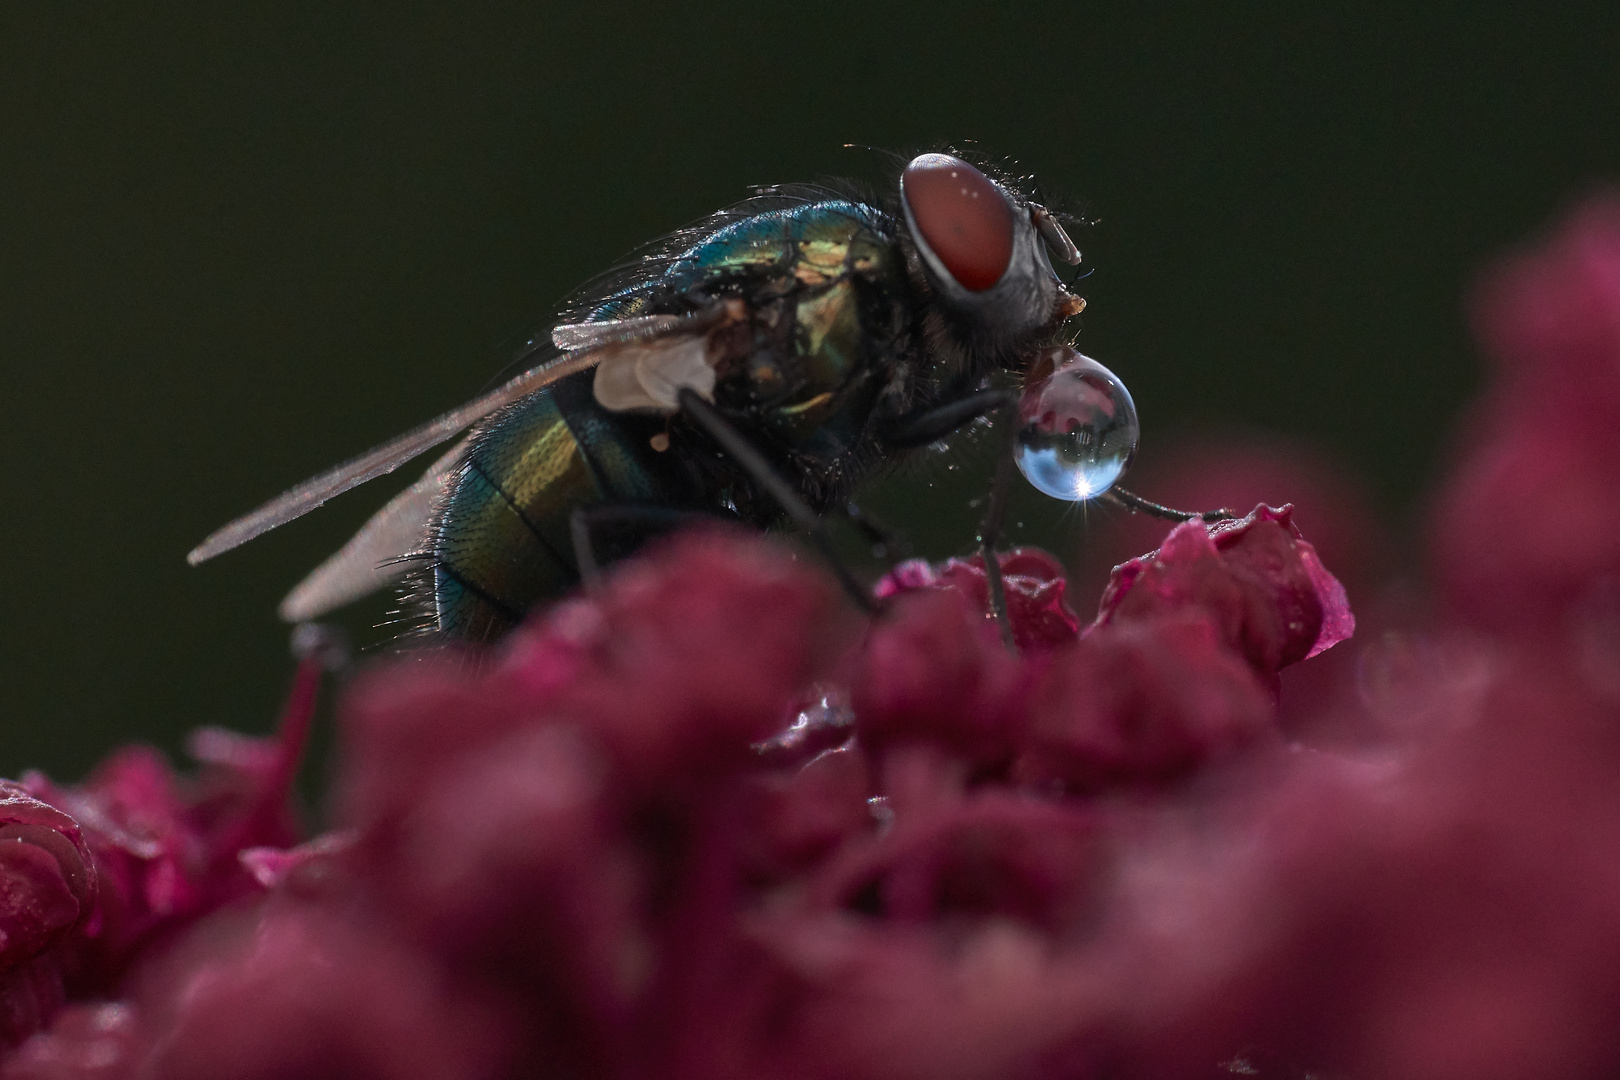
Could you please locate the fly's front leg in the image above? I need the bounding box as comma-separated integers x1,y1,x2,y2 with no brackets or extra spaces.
876,388,1017,450
1102,487,1235,523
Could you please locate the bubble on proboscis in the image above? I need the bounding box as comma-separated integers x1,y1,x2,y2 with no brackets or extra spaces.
1014,347,1139,501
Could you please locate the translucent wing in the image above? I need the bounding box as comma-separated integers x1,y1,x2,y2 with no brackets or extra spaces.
551,313,692,350
548,299,740,351
276,436,468,622
186,350,603,566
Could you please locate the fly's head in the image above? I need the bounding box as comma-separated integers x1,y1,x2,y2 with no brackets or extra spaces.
898,152,1086,382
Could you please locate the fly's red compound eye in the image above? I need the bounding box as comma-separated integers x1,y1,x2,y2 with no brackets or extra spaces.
901,153,1014,292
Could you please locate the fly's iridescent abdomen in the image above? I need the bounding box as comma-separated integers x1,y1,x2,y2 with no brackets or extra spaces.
427,371,692,639
423,198,912,640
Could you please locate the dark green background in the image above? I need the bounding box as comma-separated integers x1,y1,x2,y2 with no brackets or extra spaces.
4,4,1618,781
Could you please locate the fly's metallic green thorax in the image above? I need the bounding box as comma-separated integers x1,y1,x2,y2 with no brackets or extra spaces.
423,199,919,640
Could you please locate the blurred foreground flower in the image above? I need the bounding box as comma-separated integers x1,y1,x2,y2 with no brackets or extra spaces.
5,196,1620,1079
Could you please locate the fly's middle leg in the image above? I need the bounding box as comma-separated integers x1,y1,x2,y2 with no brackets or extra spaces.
843,500,908,561
879,386,1023,651
976,396,1020,654
676,389,875,614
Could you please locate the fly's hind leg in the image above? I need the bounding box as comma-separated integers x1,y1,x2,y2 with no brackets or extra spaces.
568,503,730,590
676,389,875,614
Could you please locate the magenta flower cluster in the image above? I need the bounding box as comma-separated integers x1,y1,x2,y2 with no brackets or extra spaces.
3,197,1620,1079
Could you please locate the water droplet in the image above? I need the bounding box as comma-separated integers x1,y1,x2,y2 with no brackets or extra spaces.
1014,348,1138,501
